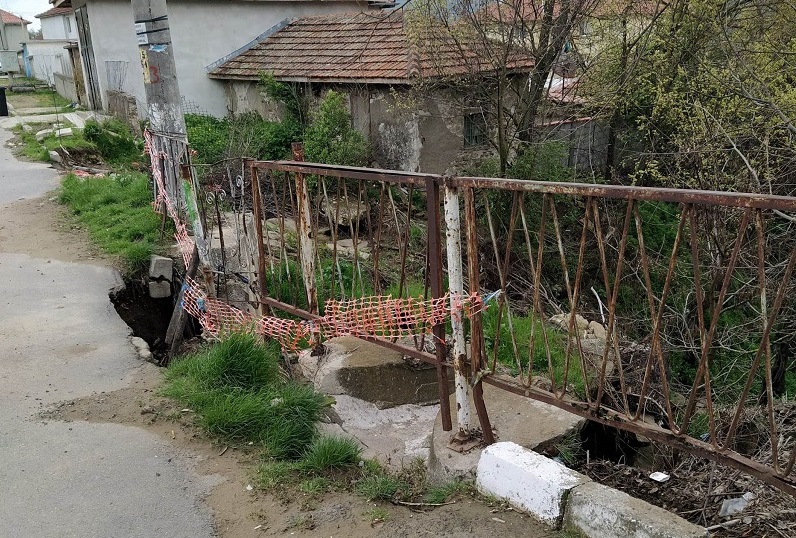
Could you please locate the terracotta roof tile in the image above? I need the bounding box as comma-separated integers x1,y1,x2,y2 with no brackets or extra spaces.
1,9,31,25
209,10,534,83
36,7,73,19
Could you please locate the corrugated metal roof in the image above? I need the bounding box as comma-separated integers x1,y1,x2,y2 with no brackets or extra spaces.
208,10,535,83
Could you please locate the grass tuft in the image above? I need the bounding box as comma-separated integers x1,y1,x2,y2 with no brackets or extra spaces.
355,474,406,501
300,435,362,472
423,480,470,504
164,333,330,459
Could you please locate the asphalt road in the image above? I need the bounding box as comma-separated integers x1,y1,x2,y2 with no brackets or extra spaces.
0,126,216,537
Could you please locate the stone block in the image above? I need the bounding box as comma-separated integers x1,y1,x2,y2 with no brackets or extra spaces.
149,255,173,282
148,280,171,299
54,127,73,138
564,481,707,538
48,151,62,164
476,441,590,526
35,129,53,142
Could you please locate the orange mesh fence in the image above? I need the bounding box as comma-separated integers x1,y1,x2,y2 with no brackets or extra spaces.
146,130,491,352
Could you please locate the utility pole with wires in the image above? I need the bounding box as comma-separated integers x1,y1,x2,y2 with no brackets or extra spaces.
131,0,207,360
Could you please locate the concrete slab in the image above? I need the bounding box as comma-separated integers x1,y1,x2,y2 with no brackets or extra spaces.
429,379,585,481
299,336,443,408
565,481,708,538
477,442,591,526
324,394,439,469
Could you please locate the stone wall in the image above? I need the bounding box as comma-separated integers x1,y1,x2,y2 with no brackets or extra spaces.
106,90,141,135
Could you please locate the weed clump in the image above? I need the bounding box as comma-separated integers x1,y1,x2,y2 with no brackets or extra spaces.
164,333,350,463
83,119,142,164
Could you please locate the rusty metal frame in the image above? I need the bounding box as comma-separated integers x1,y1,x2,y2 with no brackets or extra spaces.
246,159,796,496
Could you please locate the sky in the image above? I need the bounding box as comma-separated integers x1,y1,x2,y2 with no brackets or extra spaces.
0,0,52,30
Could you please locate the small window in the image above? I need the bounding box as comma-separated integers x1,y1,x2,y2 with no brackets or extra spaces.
464,112,487,147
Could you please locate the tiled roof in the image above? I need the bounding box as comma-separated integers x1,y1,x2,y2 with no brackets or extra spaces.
36,7,73,19
209,10,535,83
0,9,31,25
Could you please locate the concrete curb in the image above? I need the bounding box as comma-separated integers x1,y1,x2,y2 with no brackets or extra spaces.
476,442,707,538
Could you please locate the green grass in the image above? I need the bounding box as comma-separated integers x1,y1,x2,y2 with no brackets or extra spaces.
165,333,343,460
423,480,470,504
356,474,406,501
482,306,586,396
364,507,390,523
300,436,362,472
58,171,164,272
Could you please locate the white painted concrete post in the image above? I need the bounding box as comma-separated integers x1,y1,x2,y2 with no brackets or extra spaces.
444,185,472,434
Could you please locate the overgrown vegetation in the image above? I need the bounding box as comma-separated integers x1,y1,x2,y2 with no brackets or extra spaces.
83,119,142,164
13,123,96,162
59,171,165,272
164,333,361,466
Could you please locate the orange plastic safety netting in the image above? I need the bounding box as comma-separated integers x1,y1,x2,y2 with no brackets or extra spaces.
146,130,491,351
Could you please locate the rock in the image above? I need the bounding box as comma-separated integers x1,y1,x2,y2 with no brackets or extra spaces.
589,320,607,340
21,124,32,133
35,129,53,142
48,151,62,164
54,127,73,138
265,217,298,233
148,280,171,299
326,239,371,259
140,405,155,415
549,313,589,332
323,196,368,226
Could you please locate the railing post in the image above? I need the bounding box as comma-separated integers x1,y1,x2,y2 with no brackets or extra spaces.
443,182,474,439
426,177,452,432
249,160,271,317
464,186,495,445
291,143,319,315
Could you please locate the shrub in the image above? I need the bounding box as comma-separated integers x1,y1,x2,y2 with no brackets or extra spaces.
304,90,368,166
83,119,141,164
185,113,229,164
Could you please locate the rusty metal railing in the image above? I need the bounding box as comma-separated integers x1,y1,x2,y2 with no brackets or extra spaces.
216,156,796,495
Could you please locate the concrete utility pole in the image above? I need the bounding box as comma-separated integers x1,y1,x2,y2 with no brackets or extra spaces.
131,0,206,360
131,0,185,136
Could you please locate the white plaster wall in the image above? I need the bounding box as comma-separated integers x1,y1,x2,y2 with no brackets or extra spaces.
167,0,366,117
41,15,78,41
83,0,369,118
27,41,72,84
5,25,29,51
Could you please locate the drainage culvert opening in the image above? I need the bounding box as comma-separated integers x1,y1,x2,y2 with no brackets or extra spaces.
110,279,200,364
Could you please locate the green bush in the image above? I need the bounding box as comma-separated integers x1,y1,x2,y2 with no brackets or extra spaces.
83,119,141,164
304,90,368,166
185,113,229,164
185,112,300,163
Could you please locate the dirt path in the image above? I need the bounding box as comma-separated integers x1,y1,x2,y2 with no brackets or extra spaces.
0,144,556,538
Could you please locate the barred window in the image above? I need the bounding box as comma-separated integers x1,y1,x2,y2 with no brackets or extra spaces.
464,112,487,147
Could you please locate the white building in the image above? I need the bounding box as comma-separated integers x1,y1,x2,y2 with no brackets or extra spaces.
48,0,388,118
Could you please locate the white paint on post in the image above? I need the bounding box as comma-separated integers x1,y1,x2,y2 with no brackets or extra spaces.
444,185,472,434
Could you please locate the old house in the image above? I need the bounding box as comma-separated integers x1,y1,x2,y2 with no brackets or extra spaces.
207,10,538,174
48,0,388,119
23,8,82,104
0,10,30,70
